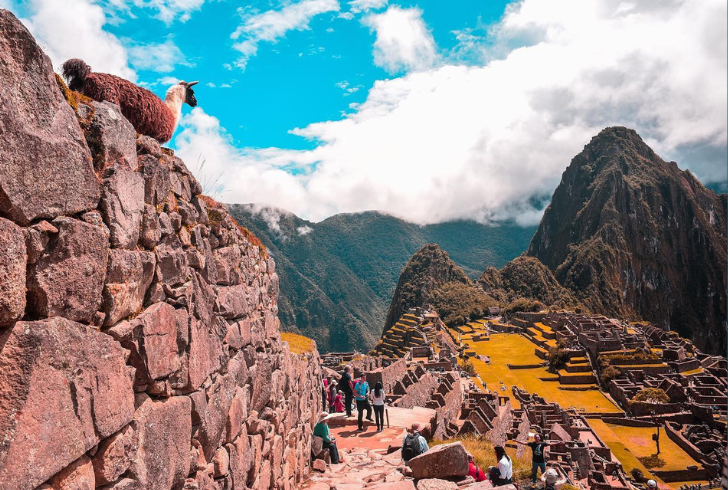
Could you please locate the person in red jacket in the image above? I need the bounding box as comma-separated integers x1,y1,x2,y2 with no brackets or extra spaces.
467,453,487,482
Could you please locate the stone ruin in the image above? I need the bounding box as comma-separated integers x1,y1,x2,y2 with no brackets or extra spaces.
0,10,322,489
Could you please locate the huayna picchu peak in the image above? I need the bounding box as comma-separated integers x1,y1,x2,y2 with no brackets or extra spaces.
527,126,727,354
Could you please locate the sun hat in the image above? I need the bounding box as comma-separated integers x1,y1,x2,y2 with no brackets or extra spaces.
543,468,559,484
317,411,333,423
647,481,657,488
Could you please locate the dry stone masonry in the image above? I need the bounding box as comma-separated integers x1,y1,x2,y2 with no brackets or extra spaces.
0,9,322,489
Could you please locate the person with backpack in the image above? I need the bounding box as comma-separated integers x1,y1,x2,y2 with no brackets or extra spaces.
370,381,386,431
340,366,354,417
353,374,372,431
401,423,429,464
515,433,551,483
467,453,487,482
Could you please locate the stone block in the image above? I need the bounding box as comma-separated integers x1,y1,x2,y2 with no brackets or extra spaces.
26,217,109,323
87,101,138,171
0,318,135,489
408,442,469,480
102,249,155,325
49,455,96,490
100,163,145,249
0,217,25,328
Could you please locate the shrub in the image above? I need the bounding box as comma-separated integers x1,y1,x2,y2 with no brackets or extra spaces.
630,388,669,406
630,468,645,483
600,366,622,385
461,359,476,376
503,298,544,315
548,347,570,373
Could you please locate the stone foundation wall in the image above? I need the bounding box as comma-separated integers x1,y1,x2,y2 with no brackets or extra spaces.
0,10,321,489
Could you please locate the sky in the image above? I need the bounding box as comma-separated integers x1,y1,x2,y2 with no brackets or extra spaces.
5,0,727,225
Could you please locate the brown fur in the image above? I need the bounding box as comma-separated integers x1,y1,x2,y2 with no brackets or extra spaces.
63,59,178,143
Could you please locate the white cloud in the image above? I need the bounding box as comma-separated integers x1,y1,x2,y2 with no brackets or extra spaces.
176,0,727,225
107,0,207,24
231,0,340,70
363,6,437,74
128,38,190,73
297,225,314,235
349,0,387,14
20,0,136,80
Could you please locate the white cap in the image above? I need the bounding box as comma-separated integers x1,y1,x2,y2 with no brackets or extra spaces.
542,469,559,484
647,480,657,488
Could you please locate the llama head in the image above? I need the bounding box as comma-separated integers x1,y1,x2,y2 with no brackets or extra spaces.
182,80,198,107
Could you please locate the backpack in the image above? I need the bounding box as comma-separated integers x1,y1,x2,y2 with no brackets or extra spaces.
402,433,423,462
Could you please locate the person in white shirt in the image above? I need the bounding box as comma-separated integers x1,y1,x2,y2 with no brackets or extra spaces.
370,381,386,431
491,445,513,485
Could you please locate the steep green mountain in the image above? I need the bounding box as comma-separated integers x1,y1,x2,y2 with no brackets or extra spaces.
527,127,727,354
227,206,535,352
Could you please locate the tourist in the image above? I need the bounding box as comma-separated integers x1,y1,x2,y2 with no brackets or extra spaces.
328,380,337,412
321,375,328,410
541,468,566,490
489,446,513,486
647,480,657,490
333,390,345,413
313,412,340,464
354,374,372,431
402,423,429,464
370,381,386,431
467,453,487,482
340,366,354,417
515,433,551,483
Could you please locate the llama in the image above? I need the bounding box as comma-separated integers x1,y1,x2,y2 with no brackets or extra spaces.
62,58,198,143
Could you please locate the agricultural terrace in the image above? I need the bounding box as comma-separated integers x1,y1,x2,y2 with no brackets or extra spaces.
461,332,621,414
588,419,706,489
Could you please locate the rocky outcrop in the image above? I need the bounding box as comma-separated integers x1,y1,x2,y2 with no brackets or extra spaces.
384,244,471,333
527,127,727,354
477,255,577,308
0,9,321,489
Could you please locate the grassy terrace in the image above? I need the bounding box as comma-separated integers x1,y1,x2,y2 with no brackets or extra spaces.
464,333,621,413
281,332,316,355
588,419,706,489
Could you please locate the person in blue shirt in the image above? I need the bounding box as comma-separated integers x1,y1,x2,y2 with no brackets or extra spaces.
353,374,372,431
313,412,340,464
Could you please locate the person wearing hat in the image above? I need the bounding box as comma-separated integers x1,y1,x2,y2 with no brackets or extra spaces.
313,412,340,464
647,480,658,490
401,423,429,464
541,468,567,490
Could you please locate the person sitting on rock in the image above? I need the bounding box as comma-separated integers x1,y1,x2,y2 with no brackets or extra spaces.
402,423,429,464
488,446,512,486
313,412,340,464
467,453,487,482
353,374,372,431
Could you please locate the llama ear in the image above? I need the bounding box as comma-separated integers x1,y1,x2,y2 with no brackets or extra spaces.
186,81,199,87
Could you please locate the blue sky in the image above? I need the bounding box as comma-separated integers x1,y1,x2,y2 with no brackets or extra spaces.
8,0,728,224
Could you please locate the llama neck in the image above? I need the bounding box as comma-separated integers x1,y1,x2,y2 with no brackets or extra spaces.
164,88,185,129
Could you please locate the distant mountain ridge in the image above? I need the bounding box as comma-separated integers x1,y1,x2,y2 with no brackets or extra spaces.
227,205,535,352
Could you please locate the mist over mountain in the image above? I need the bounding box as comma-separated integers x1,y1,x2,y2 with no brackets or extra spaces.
228,205,535,352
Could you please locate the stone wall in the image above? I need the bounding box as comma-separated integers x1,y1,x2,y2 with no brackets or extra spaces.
0,10,321,489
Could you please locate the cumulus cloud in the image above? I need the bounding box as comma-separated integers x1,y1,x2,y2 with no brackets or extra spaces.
176,0,727,225
363,6,437,74
21,0,136,80
128,38,191,73
349,0,387,14
297,225,314,236
231,0,340,70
